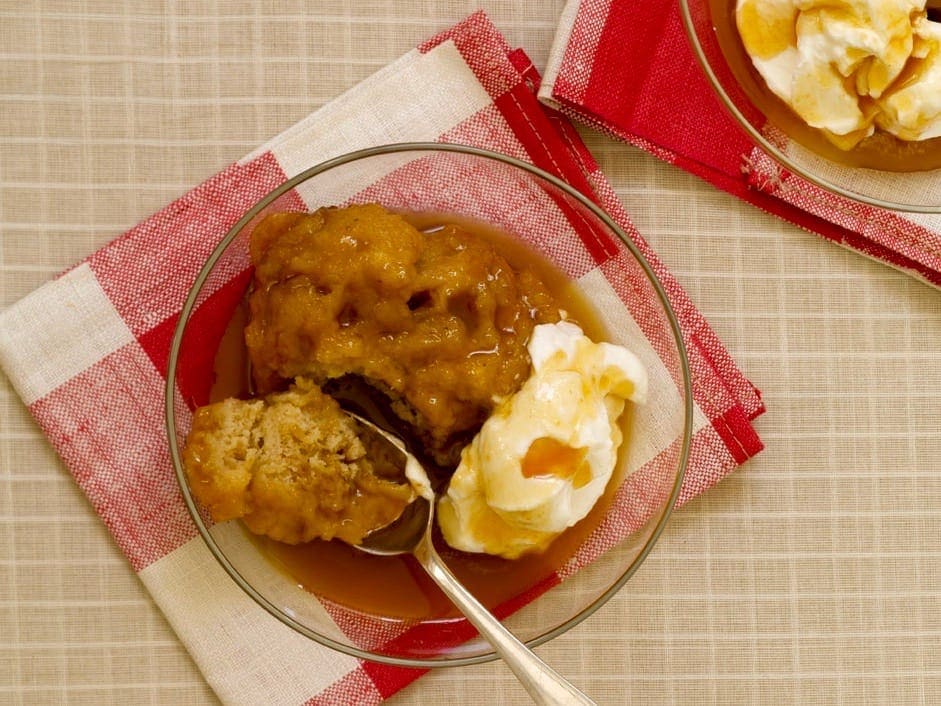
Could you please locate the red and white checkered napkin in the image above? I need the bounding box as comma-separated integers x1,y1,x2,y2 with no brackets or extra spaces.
541,0,941,288
0,11,763,706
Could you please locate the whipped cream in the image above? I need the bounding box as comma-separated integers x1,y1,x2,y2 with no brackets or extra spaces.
437,321,647,559
877,15,941,140
736,0,941,146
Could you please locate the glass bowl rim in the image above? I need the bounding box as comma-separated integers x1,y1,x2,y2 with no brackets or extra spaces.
678,0,941,214
164,141,693,668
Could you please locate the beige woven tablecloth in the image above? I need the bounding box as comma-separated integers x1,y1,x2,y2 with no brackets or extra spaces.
2,2,939,704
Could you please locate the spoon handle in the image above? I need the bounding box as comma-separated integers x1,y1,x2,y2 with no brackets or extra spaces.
416,542,598,706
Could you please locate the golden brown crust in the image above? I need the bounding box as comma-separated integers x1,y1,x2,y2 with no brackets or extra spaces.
244,204,560,465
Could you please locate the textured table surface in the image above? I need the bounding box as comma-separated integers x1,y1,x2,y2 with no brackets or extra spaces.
2,2,940,704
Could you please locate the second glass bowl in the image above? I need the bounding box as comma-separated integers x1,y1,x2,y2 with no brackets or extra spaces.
681,0,941,212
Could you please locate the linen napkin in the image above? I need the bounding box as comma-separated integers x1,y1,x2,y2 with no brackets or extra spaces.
0,11,763,706
540,0,941,288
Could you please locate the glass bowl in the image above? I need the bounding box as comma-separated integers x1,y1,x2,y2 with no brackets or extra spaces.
680,0,941,212
164,142,692,667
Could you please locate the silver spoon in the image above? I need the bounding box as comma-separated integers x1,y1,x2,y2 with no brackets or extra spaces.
347,411,598,706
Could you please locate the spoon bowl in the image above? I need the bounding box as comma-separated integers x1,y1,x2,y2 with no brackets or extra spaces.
357,495,433,557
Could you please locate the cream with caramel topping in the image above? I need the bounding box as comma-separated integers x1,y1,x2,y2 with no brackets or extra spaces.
437,321,647,559
736,0,941,148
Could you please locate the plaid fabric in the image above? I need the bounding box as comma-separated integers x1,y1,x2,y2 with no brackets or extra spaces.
540,0,941,289
0,12,762,706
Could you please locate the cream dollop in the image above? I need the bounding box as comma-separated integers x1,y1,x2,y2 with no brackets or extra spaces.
736,0,941,147
436,321,647,559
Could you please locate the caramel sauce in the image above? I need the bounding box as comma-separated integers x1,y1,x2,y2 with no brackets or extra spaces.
209,211,632,621
710,0,941,171
520,437,591,489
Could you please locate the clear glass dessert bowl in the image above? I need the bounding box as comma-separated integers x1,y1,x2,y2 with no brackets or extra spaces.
164,142,693,667
681,0,941,212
